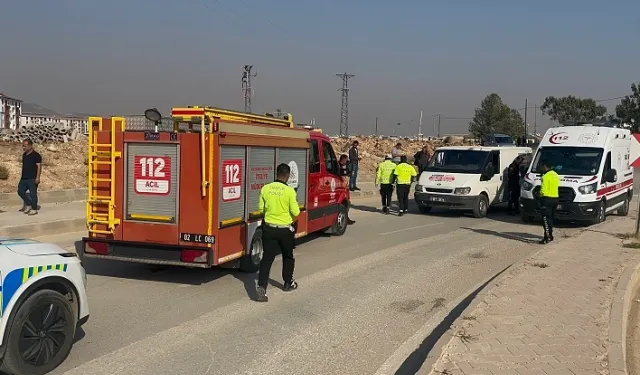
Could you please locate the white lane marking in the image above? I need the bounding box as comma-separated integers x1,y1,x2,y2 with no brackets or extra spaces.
379,222,443,236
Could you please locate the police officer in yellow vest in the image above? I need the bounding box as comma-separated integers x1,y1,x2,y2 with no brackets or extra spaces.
394,155,417,216
256,163,300,302
538,161,560,244
376,154,397,214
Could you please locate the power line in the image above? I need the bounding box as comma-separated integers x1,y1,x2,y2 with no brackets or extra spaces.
336,73,355,136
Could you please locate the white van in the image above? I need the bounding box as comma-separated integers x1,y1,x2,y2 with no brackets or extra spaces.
414,146,533,218
520,125,634,225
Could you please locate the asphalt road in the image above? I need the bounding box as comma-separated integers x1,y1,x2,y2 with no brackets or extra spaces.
24,193,598,375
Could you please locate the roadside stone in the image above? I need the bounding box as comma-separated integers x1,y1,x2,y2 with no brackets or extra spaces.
422,216,640,375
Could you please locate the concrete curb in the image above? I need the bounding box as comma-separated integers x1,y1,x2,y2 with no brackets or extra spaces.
0,188,87,206
608,260,640,375
0,186,386,206
0,217,87,238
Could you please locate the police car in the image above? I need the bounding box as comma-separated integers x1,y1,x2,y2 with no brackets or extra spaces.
0,238,89,375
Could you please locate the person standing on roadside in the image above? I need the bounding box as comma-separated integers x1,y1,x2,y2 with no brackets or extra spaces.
375,154,397,214
256,163,300,302
507,156,523,215
391,142,402,164
338,154,356,224
537,161,560,244
413,145,430,173
18,138,42,216
348,141,361,191
394,155,417,216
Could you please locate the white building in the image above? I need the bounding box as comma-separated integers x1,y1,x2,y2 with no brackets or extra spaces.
0,93,23,130
20,103,89,134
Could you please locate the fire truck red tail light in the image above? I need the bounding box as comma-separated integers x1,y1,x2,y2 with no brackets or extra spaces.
84,241,109,255
181,249,208,263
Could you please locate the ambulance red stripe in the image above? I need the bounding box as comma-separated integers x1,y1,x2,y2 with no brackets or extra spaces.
596,179,633,197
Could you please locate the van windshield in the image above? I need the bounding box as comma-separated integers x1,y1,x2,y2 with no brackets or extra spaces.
425,150,489,174
531,147,604,176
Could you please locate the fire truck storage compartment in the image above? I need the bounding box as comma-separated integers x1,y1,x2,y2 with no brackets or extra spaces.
276,147,308,207
247,146,276,219
219,145,247,227
125,142,179,223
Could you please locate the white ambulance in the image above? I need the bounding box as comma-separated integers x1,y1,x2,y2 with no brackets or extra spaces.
414,146,532,218
519,124,634,225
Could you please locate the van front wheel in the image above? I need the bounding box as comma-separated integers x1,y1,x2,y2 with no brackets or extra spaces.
472,194,489,218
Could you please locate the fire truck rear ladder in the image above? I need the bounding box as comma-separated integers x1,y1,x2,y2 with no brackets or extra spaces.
86,117,123,235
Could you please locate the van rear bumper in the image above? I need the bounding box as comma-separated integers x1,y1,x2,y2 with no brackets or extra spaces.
414,192,477,210
519,197,600,220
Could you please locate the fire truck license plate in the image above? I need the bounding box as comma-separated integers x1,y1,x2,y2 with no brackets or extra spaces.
180,233,215,244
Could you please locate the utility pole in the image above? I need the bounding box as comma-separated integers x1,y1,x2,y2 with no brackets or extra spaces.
336,72,355,136
534,104,537,136
524,98,528,142
242,65,257,113
419,110,423,141
437,114,441,138
375,117,378,136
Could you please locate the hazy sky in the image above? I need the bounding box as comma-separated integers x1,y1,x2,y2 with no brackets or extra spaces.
1,0,638,136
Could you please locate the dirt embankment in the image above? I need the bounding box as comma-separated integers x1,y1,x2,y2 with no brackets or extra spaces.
0,136,471,193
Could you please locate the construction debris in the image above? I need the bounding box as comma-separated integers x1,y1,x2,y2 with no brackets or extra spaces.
0,123,85,144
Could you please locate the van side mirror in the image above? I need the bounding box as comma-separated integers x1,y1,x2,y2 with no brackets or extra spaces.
605,169,617,183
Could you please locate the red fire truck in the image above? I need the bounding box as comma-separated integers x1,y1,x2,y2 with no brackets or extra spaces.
81,106,350,272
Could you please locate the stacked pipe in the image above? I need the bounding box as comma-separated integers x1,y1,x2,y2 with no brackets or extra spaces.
0,122,86,144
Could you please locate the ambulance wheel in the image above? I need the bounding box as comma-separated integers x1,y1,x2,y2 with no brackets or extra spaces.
240,229,263,273
472,194,489,218
330,204,348,236
591,200,606,225
418,205,432,214
0,289,75,375
617,194,630,216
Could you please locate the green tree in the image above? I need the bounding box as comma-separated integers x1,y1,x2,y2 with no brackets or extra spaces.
615,82,640,132
539,95,607,123
468,93,524,138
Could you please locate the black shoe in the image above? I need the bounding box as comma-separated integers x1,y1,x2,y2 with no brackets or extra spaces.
382,206,388,214
284,280,298,292
354,187,361,191
398,211,404,217
349,187,355,192
549,236,554,242
538,238,549,244
256,286,268,302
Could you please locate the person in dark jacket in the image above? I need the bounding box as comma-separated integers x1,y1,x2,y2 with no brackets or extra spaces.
413,146,430,173
348,141,360,191
338,154,356,224
507,156,523,215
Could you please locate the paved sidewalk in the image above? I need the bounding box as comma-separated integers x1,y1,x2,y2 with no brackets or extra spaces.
422,216,640,375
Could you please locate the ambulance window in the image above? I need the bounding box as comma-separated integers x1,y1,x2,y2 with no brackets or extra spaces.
604,152,611,170
309,139,321,173
322,141,339,175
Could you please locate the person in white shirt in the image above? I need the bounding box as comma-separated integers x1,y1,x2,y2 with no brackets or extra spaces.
391,142,402,164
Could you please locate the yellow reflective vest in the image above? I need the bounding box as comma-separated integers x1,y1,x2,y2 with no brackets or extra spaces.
540,170,560,198
376,160,397,184
394,162,417,185
259,181,300,225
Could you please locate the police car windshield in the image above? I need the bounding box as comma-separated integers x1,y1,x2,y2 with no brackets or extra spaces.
494,135,513,144
425,150,489,174
531,147,604,176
